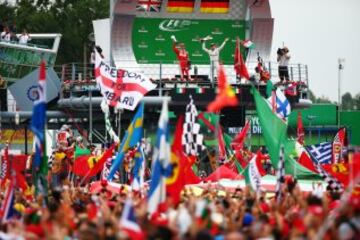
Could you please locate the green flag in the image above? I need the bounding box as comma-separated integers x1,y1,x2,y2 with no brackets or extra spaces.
252,87,287,167
252,87,318,179
266,80,274,98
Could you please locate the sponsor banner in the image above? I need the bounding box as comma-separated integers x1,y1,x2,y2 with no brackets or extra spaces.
132,18,245,64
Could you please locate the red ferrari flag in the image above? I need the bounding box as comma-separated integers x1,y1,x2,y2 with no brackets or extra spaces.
207,65,238,112
333,127,347,163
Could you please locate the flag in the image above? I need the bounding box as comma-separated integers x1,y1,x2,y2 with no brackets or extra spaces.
243,152,267,191
167,0,195,13
182,98,206,156
234,38,250,80
148,101,172,214
136,0,162,12
252,87,316,179
267,88,291,121
305,142,333,165
95,51,156,111
207,65,238,112
167,116,195,204
297,111,305,145
132,145,146,192
333,128,347,163
217,124,227,164
275,145,285,202
252,87,286,167
315,163,343,191
0,146,10,187
265,80,274,98
74,146,91,159
119,199,145,240
231,120,250,150
1,182,16,223
242,40,256,49
31,60,47,171
200,0,230,13
107,104,144,181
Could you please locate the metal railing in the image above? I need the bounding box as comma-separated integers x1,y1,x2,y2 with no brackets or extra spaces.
1,60,309,98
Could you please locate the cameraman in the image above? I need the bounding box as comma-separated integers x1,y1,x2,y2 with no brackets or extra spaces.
277,46,291,83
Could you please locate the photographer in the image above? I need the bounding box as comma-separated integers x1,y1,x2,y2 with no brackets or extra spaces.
277,46,291,83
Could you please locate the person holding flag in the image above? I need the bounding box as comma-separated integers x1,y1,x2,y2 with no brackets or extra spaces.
171,35,190,81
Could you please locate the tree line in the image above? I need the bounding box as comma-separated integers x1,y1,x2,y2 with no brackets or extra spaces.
0,0,109,64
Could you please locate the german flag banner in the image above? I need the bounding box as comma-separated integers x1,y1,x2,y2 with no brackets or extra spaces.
200,0,230,14
167,0,195,13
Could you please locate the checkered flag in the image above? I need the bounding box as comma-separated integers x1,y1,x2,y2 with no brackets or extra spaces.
182,97,206,156
275,145,285,203
315,163,343,192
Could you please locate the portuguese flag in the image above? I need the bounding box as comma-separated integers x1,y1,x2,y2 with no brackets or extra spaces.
167,0,195,13
200,0,230,14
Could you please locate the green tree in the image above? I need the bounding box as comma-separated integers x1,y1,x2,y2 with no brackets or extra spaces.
8,0,109,64
341,92,354,110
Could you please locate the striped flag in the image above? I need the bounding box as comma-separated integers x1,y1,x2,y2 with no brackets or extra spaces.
1,182,16,223
119,199,145,240
275,145,285,202
31,61,47,171
147,100,172,215
167,0,195,13
200,0,230,14
244,152,267,191
241,40,256,49
333,128,347,163
305,142,332,165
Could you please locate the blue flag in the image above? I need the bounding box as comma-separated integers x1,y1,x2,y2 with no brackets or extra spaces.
31,61,47,169
107,103,144,181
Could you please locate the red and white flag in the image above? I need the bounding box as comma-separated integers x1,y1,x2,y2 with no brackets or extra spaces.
297,111,305,145
333,128,347,163
95,51,156,111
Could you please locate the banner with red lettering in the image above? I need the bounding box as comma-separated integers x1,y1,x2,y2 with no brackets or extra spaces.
95,51,157,111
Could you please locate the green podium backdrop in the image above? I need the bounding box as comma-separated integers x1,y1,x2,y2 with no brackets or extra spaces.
132,17,246,64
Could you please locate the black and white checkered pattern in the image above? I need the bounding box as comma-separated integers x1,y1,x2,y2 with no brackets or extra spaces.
182,97,206,156
315,163,343,192
275,145,285,202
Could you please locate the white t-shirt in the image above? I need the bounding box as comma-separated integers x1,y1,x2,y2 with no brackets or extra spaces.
18,34,31,45
278,53,291,66
1,31,11,42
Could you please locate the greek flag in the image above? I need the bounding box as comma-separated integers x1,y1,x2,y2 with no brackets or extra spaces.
305,142,333,165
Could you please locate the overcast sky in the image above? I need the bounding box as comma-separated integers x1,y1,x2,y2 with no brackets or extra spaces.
270,0,360,102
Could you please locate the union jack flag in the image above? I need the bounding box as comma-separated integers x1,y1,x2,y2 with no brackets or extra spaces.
136,0,162,12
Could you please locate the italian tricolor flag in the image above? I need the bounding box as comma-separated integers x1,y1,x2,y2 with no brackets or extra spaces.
242,40,256,49
176,88,186,94
243,154,266,191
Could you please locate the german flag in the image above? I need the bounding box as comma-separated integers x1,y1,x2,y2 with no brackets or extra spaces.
167,0,195,13
200,0,230,14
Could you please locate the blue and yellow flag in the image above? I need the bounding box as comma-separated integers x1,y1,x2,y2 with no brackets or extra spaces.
107,103,144,181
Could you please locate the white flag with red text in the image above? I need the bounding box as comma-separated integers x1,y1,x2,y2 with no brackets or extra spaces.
95,51,156,111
